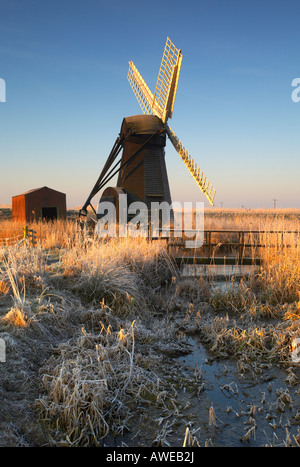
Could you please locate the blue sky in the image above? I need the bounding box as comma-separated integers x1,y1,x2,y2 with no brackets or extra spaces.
0,0,299,208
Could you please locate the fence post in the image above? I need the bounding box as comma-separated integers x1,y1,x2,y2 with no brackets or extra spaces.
23,225,37,246
31,229,37,246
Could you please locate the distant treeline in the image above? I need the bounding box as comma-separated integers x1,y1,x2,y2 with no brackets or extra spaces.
0,208,12,219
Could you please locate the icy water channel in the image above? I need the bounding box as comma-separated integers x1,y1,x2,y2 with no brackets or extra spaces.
107,265,299,447
176,336,300,447
170,264,299,446
171,264,300,446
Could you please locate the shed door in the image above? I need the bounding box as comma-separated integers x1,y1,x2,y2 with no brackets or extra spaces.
42,207,58,220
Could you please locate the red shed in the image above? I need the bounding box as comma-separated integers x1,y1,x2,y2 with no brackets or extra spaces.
12,186,67,222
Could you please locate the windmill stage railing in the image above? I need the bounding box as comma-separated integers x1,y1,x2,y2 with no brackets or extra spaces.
155,229,300,266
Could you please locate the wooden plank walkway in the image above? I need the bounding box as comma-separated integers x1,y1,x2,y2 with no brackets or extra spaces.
156,229,300,267
174,256,263,266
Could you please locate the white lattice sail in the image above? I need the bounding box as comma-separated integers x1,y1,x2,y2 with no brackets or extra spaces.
127,37,216,206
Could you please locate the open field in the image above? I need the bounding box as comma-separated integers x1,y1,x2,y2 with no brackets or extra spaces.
0,210,299,447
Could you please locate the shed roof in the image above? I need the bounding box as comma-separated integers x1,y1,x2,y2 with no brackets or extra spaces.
13,186,66,198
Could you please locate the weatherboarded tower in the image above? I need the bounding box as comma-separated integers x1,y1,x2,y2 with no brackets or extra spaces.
116,115,172,209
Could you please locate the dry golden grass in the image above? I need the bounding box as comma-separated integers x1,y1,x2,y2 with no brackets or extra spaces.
0,210,299,446
0,221,24,246
0,221,180,446
0,278,10,295
203,207,300,231
0,218,79,249
2,307,30,327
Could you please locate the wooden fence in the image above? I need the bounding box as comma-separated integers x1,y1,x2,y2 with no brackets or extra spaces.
0,225,37,247
160,229,300,266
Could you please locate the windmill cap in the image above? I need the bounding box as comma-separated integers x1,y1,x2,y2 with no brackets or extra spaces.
121,115,165,135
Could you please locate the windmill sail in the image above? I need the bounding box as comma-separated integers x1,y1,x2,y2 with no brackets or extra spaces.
128,61,162,118
166,125,216,206
128,37,182,123
127,37,216,206
153,37,182,123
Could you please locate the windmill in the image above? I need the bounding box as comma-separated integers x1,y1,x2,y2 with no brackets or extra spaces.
79,37,216,222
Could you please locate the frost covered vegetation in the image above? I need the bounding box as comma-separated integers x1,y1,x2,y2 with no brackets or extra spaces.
0,211,299,447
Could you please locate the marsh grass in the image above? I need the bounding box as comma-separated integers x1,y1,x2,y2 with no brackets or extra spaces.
0,210,299,446
203,208,300,231
0,219,181,446
0,220,24,246
58,236,173,305
0,218,79,249
37,320,175,446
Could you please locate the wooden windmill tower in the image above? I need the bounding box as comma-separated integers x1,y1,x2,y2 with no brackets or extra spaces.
80,37,216,220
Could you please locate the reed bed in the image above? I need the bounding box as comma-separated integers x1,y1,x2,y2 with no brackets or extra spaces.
37,321,167,446
203,208,300,231
0,218,79,249
0,210,299,446
0,222,181,446
0,221,24,246
183,240,300,365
